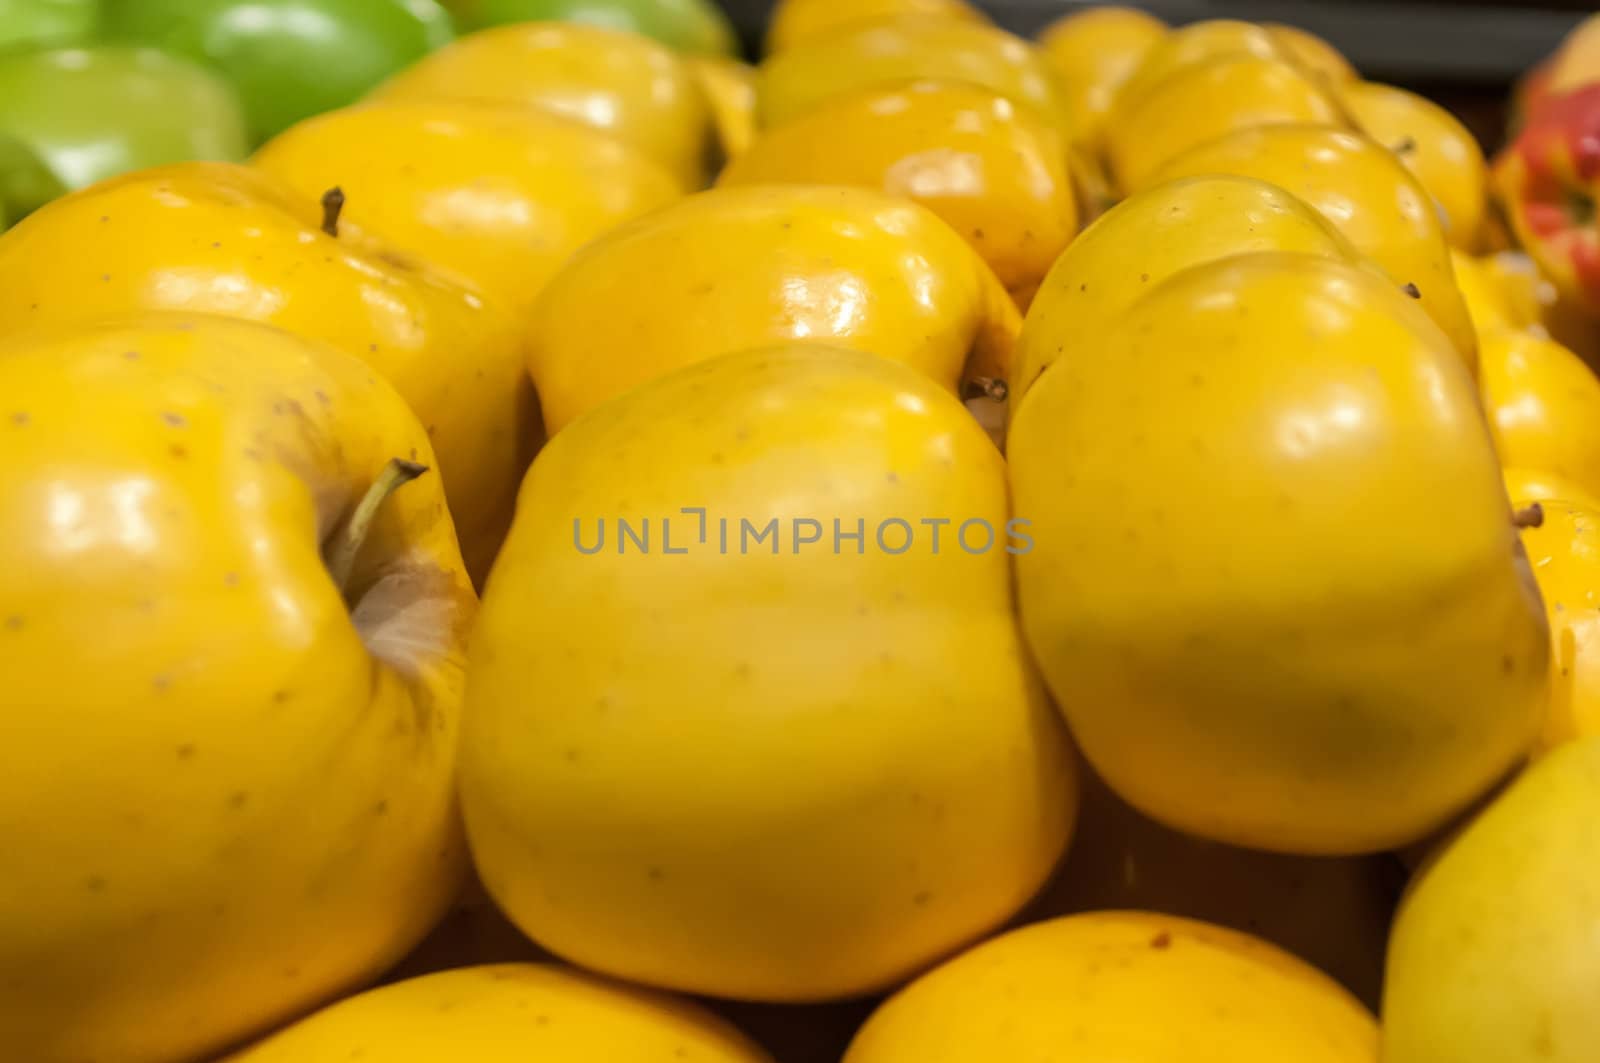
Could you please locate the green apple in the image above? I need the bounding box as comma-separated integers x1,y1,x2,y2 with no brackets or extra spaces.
0,0,97,53
448,0,738,56
101,0,456,144
0,130,66,227
0,45,249,192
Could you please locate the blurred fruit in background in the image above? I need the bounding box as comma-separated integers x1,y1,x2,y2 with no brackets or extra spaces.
1342,81,1489,252
1510,500,1600,751
0,44,248,194
525,185,1019,435
757,16,1066,133
1105,51,1348,192
1108,18,1282,111
1010,174,1367,408
253,100,683,318
1266,22,1357,86
0,128,65,227
845,913,1378,1062
692,55,759,161
1478,328,1600,516
445,0,737,56
372,21,714,188
1152,125,1479,370
1383,736,1600,1063
0,0,96,51
763,0,986,56
1545,12,1600,97
1494,83,1600,319
1035,5,1166,155
720,79,1077,307
0,162,535,584
101,0,454,145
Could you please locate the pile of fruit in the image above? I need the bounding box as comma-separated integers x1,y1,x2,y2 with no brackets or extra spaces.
3,1,1600,1061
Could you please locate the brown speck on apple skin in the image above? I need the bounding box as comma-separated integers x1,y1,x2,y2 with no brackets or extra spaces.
1150,932,1172,950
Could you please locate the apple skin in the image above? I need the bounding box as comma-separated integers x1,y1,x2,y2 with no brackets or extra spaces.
102,0,456,144
0,313,475,1063
0,0,96,51
0,45,250,193
0,131,65,228
1496,83,1600,316
448,0,738,57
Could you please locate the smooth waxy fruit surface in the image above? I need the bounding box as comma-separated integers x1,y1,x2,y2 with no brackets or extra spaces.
1514,500,1600,748
844,912,1379,1063
1383,735,1600,1063
758,16,1068,131
253,100,684,317
720,79,1077,301
526,184,1020,435
372,22,714,190
103,0,454,144
463,345,1077,1001
449,0,739,57
0,0,96,51
764,0,986,55
1010,252,1548,854
226,964,774,1062
0,314,474,1063
1036,5,1167,151
1479,328,1600,504
1010,174,1366,406
0,129,66,227
1152,124,1480,370
1342,80,1488,251
1105,52,1347,192
0,44,249,192
1110,18,1283,110
1267,23,1357,84
0,162,535,584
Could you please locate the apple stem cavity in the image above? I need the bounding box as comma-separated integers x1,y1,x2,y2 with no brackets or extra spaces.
326,457,429,591
1514,503,1546,530
321,186,346,238
965,376,1010,403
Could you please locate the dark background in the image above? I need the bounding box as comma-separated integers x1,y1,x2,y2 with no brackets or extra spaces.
719,0,1600,151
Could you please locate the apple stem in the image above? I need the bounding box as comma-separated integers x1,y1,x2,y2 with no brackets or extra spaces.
326,458,429,590
321,187,346,238
1513,503,1546,530
965,376,1009,402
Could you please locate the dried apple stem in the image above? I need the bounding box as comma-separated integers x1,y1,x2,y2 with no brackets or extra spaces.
327,458,428,590
321,186,346,238
1513,503,1546,530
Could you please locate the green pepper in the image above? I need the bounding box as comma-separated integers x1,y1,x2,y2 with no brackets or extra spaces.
448,0,738,57
100,0,456,144
0,45,249,196
0,0,97,53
